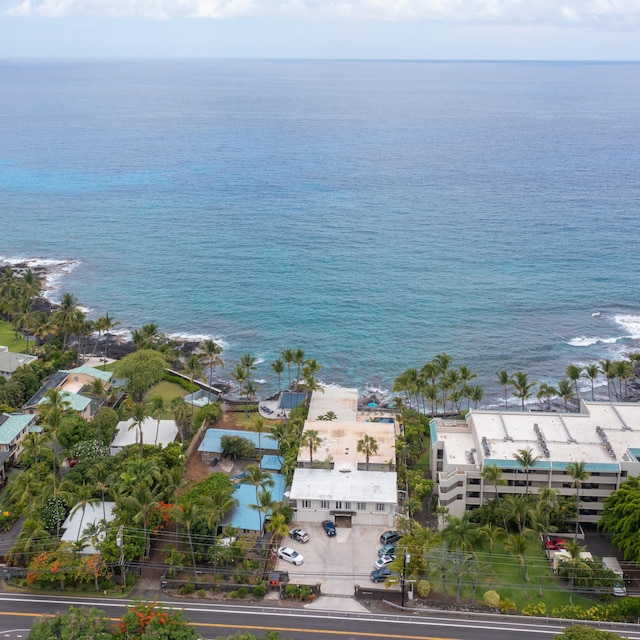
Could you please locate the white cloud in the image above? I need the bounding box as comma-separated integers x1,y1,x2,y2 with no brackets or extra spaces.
1,0,639,26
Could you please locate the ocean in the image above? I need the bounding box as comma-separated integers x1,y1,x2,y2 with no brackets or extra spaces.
1,60,640,404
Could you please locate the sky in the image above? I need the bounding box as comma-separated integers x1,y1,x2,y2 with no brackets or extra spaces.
0,0,639,59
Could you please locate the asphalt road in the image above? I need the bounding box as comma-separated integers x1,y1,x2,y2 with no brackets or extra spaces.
1,593,639,640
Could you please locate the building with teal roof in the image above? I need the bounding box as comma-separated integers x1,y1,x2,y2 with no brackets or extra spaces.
431,401,640,529
0,413,38,468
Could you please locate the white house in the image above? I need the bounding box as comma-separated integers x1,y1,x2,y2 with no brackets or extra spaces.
0,346,37,380
110,418,178,455
288,387,398,527
61,501,116,554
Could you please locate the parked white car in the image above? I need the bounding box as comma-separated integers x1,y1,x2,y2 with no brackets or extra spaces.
374,554,395,570
278,546,304,566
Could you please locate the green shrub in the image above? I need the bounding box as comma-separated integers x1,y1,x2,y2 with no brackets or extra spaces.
180,583,196,595
416,580,431,598
483,590,500,609
198,589,206,598
253,584,266,599
522,603,547,617
499,598,518,614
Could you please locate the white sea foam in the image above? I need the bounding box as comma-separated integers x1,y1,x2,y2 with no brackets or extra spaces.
166,332,229,349
613,314,640,340
567,335,622,347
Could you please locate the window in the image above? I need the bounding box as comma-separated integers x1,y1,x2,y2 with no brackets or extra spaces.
335,501,343,510
320,500,329,509
301,500,311,509
357,502,366,511
376,503,385,512
344,502,351,510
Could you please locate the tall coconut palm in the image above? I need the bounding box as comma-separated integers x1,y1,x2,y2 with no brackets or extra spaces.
357,434,379,469
505,532,531,595
557,378,575,412
149,394,165,446
495,370,513,410
253,417,268,457
183,353,204,429
599,359,615,401
271,358,285,392
122,482,163,558
614,360,634,399
241,464,275,530
54,292,80,349
536,383,558,411
479,522,504,586
442,512,481,554
565,364,583,401
250,487,276,534
281,349,295,389
582,363,601,401
68,482,100,542
513,446,539,518
87,461,113,523
293,348,305,385
129,401,149,458
511,371,536,411
175,501,202,578
303,428,322,465
242,379,258,417
170,397,191,442
88,378,107,444
566,461,590,538
98,312,120,363
202,338,223,400
200,485,238,537
19,432,52,482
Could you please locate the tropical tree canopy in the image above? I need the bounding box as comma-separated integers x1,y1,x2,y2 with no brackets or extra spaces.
600,475,640,562
115,349,167,401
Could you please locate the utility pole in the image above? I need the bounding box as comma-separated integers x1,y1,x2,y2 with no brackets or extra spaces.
401,552,411,607
117,525,125,592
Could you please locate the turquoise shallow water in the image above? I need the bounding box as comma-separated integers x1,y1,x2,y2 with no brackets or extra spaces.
1,60,640,402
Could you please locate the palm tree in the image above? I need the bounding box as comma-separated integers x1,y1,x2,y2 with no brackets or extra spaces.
357,434,379,469
513,447,539,503
271,358,285,392
54,292,80,349
68,482,100,542
582,363,601,401
479,523,504,586
512,371,536,411
481,465,509,536
562,539,592,605
253,417,268,457
98,312,120,364
466,385,484,410
495,370,513,410
614,360,634,399
121,482,163,559
599,359,615,401
183,353,204,428
293,348,305,385
241,464,275,531
441,512,481,554
557,378,575,412
88,378,107,444
175,501,202,578
243,380,258,417
170,397,191,442
250,487,276,534
303,428,322,465
202,338,223,400
566,461,590,538
87,461,113,523
505,532,531,595
200,485,238,537
149,394,165,446
281,348,295,389
30,311,58,346
129,401,149,458
536,383,558,411
566,364,583,401
19,432,52,482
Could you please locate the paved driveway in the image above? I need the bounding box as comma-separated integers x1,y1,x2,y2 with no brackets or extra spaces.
276,523,400,596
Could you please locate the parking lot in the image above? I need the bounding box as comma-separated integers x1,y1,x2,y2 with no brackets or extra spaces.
276,522,401,596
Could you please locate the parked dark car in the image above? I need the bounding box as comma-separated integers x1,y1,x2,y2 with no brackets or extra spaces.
322,520,337,537
380,530,402,545
370,567,398,583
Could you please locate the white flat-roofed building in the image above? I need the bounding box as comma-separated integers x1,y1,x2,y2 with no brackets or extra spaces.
110,418,178,455
431,400,640,526
0,346,37,380
289,387,398,527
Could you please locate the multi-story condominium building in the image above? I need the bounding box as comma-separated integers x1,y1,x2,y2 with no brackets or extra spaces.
431,401,640,527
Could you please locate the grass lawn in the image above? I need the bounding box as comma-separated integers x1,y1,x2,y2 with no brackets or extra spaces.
415,450,430,472
230,411,266,429
143,381,187,416
0,320,28,353
432,538,596,612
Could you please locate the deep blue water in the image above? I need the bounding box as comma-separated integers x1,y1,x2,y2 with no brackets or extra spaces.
1,60,640,403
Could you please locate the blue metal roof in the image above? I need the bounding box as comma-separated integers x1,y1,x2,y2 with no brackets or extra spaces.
0,413,36,446
198,428,278,453
223,473,286,532
64,366,113,382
